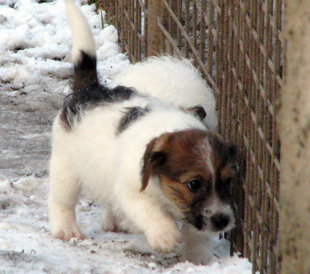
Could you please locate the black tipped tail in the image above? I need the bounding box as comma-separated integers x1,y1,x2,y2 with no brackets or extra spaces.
73,51,99,92
65,0,99,92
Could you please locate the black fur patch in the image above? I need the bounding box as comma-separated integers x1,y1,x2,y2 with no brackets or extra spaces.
60,85,135,130
190,214,205,230
187,105,207,121
117,105,151,135
73,51,98,92
60,50,137,130
185,189,210,231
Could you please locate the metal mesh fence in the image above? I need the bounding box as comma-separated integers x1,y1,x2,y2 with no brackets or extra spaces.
101,0,285,273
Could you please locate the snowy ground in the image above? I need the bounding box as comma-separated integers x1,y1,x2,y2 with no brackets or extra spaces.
0,0,254,273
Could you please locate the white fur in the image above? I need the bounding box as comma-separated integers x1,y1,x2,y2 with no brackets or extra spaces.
49,0,232,265
109,56,218,131
66,0,96,62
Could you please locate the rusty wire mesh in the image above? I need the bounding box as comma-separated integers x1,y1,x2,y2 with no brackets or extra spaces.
102,0,285,273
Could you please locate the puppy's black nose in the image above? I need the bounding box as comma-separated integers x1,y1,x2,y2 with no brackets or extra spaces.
211,213,230,231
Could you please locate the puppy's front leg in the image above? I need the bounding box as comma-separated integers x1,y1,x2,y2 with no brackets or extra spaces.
180,223,213,265
118,192,182,253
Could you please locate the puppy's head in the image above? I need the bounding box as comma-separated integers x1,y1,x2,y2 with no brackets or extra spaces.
141,129,238,234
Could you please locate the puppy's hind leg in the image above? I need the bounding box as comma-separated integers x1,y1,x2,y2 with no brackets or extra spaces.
48,159,83,241
101,204,120,232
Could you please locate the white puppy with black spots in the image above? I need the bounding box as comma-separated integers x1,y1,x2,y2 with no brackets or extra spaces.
48,0,238,265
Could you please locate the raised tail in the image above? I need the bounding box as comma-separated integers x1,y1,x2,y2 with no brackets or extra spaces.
66,0,98,91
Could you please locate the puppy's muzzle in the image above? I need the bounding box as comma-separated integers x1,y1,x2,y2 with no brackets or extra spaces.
211,213,230,231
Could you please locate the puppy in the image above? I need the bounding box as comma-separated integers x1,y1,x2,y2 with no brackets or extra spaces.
48,0,238,265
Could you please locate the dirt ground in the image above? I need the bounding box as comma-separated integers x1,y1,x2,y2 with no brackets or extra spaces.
0,82,66,181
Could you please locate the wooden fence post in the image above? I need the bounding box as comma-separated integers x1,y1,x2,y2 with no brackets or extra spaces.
279,0,310,273
147,0,163,56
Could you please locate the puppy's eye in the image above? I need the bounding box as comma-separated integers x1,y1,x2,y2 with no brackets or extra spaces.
187,179,202,192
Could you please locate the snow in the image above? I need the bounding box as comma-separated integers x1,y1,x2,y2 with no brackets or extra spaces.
0,0,255,273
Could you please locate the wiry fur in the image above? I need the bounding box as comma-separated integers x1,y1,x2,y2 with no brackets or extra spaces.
48,0,238,265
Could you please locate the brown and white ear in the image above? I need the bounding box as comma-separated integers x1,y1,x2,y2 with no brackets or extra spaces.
140,133,170,192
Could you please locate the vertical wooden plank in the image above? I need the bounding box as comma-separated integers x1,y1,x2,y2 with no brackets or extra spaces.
147,0,163,56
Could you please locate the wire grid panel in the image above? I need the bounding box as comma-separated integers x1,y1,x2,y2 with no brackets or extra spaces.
157,0,220,94
103,0,285,273
109,0,147,62
216,0,283,273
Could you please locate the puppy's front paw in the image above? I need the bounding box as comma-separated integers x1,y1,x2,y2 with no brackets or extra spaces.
52,224,84,241
146,226,182,253
181,249,213,265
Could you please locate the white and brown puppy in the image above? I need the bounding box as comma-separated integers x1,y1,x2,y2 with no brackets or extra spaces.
48,0,238,265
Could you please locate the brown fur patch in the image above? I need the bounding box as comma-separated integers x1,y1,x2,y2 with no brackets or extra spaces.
159,175,199,213
141,129,238,216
